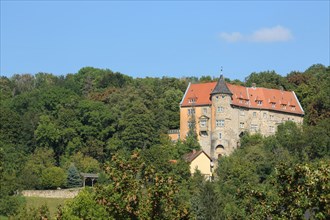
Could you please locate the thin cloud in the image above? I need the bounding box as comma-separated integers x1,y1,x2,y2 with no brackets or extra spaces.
219,25,293,43
219,32,243,43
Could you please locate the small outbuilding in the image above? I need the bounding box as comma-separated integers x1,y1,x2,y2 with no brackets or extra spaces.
80,173,99,187
183,150,213,180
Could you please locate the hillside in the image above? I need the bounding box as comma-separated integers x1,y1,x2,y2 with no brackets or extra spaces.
1,64,329,219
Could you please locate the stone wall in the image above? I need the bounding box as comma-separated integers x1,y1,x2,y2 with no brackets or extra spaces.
21,188,82,198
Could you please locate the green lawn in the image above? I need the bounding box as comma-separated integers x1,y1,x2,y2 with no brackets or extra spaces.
25,197,71,218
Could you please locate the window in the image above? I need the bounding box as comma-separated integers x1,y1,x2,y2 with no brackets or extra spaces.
200,131,208,137
219,133,222,139
222,95,225,99
245,100,250,105
291,106,296,111
240,122,244,128
270,115,274,120
257,100,262,106
263,112,267,118
216,96,219,100
281,104,286,109
200,119,207,127
250,124,258,132
239,99,243,104
240,109,245,116
217,106,224,113
188,98,196,103
188,108,195,115
271,103,276,108
188,122,195,129
253,112,257,117
269,126,275,133
203,108,207,114
216,120,225,127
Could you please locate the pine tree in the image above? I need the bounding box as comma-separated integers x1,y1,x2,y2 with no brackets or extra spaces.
67,164,82,188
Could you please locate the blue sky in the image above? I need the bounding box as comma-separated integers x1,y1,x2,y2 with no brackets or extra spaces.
1,1,329,81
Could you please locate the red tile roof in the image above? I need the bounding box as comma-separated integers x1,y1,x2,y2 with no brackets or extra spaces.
181,82,304,115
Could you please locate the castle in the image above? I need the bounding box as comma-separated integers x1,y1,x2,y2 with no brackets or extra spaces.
178,75,304,160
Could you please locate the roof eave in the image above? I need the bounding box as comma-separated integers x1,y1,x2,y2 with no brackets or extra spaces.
180,82,191,106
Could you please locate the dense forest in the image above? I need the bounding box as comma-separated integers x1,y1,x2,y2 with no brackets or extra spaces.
0,64,329,219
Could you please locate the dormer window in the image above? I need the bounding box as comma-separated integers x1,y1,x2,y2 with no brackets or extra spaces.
257,100,262,106
188,98,196,103
239,99,243,104
245,100,249,105
271,103,276,108
281,104,287,109
291,106,296,111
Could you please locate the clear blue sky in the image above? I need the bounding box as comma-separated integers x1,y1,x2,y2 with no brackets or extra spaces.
1,1,329,80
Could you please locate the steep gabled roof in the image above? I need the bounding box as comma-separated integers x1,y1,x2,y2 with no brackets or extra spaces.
181,81,304,115
183,150,211,163
210,75,233,96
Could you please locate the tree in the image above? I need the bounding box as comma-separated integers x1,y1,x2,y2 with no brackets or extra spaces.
270,160,330,219
119,100,156,150
41,166,67,189
61,151,191,219
60,188,110,220
67,164,82,188
21,148,56,189
245,70,290,90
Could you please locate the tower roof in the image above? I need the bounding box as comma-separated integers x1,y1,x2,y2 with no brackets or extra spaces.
210,75,233,96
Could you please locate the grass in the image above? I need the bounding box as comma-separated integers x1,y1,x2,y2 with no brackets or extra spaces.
0,216,8,220
25,197,72,218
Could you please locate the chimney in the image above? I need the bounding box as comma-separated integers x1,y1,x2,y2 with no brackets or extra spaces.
252,83,256,89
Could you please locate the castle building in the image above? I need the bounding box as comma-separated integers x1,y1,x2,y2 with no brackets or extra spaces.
179,75,304,159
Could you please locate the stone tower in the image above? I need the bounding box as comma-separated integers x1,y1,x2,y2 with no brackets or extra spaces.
210,75,236,159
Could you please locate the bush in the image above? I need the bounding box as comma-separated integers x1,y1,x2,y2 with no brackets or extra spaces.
41,166,67,189
0,195,25,217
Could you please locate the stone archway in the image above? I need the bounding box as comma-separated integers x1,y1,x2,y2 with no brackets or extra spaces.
215,145,225,159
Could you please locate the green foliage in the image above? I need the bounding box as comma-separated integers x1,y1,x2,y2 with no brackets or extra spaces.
41,166,67,189
119,100,156,150
21,148,56,189
0,196,25,217
240,132,264,148
271,160,330,219
1,64,329,219
303,118,330,159
61,152,100,173
245,70,290,89
62,151,191,219
13,204,50,220
60,188,110,220
0,144,26,217
67,164,82,188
